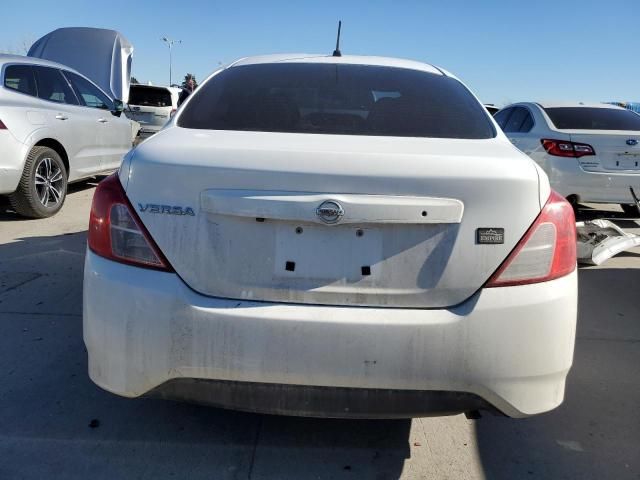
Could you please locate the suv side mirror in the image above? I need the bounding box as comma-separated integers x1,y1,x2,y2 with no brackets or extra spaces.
112,99,125,117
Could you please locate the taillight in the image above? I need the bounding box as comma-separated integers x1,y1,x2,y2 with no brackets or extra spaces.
486,191,576,287
170,109,177,118
541,138,595,158
0,119,7,129
88,173,173,271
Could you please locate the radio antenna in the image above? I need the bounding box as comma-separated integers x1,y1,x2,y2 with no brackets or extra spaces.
332,21,342,57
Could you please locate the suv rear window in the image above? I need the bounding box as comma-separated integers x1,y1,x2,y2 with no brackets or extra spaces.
129,86,172,107
178,63,495,139
544,107,640,131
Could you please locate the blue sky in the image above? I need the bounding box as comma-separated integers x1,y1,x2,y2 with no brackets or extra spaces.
2,0,637,106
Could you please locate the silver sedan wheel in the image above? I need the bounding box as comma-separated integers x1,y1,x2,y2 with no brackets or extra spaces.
34,157,64,207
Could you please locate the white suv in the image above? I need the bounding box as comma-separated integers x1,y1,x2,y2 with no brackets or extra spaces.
84,55,577,418
495,102,640,215
125,84,181,138
0,55,133,218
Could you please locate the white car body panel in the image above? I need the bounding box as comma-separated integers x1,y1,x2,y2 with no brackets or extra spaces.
231,53,444,74
498,101,640,204
201,190,464,224
0,128,29,193
85,54,576,417
84,251,577,418
98,109,133,171
41,100,104,175
123,129,541,308
0,54,132,194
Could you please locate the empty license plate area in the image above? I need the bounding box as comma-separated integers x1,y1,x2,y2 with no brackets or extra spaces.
614,154,640,170
274,223,383,281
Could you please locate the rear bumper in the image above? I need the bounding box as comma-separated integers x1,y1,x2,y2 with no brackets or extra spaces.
0,132,28,194
547,157,640,204
83,251,577,418
147,379,497,418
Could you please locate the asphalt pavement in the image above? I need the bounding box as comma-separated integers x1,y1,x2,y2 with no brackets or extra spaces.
0,181,638,479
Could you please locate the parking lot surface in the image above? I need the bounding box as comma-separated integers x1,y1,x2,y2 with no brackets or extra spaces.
1,181,639,479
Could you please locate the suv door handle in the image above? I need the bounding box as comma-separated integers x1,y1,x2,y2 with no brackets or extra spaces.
97,118,109,123
55,114,68,120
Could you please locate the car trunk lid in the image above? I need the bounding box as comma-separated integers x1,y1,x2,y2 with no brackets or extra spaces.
566,131,640,173
123,128,541,308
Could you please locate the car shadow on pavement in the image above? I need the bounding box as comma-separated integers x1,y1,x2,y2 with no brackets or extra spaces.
474,266,640,480
0,230,411,480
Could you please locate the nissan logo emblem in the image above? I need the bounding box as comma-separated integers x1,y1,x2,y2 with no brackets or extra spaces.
316,200,344,224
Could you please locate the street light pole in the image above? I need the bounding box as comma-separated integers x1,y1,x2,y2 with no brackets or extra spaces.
161,37,182,86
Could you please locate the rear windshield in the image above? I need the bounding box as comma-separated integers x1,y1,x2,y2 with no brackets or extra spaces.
544,107,640,131
129,86,172,107
178,63,495,139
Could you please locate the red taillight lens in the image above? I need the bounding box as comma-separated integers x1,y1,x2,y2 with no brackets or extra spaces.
88,173,173,271
486,191,576,287
0,119,7,129
541,138,595,158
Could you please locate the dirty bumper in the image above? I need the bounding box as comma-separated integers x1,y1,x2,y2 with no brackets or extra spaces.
83,251,577,418
147,379,494,418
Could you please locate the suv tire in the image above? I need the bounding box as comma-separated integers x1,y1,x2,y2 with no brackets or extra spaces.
9,146,68,218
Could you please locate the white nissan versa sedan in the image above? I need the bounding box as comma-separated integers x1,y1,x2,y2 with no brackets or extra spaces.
83,54,578,418
495,102,640,216
0,55,133,218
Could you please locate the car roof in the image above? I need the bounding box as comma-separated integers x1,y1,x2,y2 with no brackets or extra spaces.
523,101,626,110
0,53,81,73
229,53,445,76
